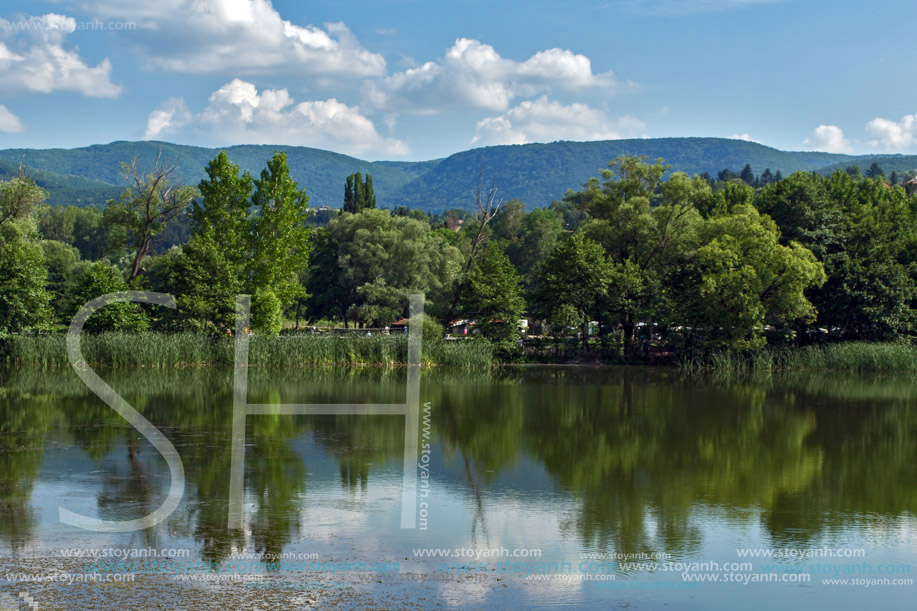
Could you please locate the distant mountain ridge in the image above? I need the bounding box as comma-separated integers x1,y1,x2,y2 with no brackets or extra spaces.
0,138,910,211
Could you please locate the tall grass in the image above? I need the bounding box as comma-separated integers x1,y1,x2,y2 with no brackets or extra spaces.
1,333,492,368
679,341,917,374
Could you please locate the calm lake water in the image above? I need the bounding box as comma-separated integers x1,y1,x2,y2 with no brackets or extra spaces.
0,366,914,609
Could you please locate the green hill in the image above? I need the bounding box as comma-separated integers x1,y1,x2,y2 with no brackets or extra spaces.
388,138,854,210
816,154,917,177
0,141,415,209
0,159,124,207
0,137,883,212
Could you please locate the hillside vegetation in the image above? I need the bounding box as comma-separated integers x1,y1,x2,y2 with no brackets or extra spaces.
2,137,909,211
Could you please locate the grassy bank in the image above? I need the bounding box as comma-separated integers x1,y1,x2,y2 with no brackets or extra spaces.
1,333,492,368
679,341,917,373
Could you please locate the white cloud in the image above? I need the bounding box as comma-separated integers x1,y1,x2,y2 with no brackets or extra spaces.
472,97,644,146
730,133,755,142
67,0,384,76
364,38,625,114
0,105,24,133
865,114,917,152
144,97,191,139
0,14,121,97
802,125,852,154
144,79,408,157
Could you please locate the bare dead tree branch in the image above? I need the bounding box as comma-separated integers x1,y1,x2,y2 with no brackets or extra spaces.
444,167,503,322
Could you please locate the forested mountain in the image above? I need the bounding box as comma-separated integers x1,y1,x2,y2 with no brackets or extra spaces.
1,138,908,211
816,154,917,176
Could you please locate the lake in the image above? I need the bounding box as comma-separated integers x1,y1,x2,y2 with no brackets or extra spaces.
0,366,914,609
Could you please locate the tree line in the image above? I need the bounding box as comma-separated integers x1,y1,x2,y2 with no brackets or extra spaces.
2,151,916,361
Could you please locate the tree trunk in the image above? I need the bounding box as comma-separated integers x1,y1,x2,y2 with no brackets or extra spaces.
622,317,635,356
128,235,152,281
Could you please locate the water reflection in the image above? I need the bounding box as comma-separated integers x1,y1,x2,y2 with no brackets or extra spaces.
0,366,914,562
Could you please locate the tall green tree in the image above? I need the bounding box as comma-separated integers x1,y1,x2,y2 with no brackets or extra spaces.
249,152,313,333
0,176,51,337
740,164,755,185
865,162,885,179
343,172,376,213
461,243,526,360
568,158,706,351
537,233,612,351
0,222,51,337
177,152,254,332
816,171,917,338
513,208,564,294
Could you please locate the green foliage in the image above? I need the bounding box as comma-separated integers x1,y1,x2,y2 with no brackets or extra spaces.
249,152,313,331
760,170,917,339
174,151,254,332
343,172,376,213
0,176,47,225
392,138,851,211
67,261,149,332
461,243,526,360
570,158,707,351
6,147,917,362
865,162,885,178
537,233,611,349
35,204,108,260
422,316,444,341
0,138,889,214
314,209,462,327
691,205,825,348
40,240,81,324
0,176,51,338
0,141,413,209
251,289,283,335
0,220,51,338
819,155,917,178
509,207,564,295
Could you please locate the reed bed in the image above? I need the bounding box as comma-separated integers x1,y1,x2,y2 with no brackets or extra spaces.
679,341,917,373
1,333,492,368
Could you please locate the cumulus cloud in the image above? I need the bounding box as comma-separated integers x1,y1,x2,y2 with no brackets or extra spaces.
730,133,755,142
472,97,644,146
364,38,625,114
144,97,192,139
67,0,384,76
144,79,408,157
865,114,917,152
0,105,24,133
802,125,852,153
0,13,121,97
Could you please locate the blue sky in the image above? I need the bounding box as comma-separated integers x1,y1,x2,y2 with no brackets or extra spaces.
0,0,913,160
